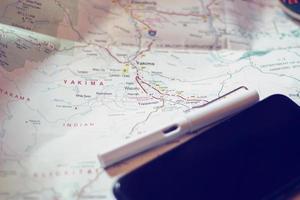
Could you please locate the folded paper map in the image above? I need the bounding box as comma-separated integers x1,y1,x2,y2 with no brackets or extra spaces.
0,0,299,199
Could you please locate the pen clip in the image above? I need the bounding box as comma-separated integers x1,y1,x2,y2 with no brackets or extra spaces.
185,86,249,112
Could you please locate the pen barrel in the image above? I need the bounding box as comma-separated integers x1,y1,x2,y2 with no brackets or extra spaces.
186,89,259,133
98,88,259,168
98,115,188,168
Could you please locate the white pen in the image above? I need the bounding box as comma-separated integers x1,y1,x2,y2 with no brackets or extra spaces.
98,86,259,168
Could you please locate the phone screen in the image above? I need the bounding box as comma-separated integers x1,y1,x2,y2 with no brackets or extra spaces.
113,95,300,200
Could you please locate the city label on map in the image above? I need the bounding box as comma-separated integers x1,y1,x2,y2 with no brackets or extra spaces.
63,80,104,86
0,88,30,101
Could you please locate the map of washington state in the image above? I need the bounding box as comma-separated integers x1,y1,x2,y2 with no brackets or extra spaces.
0,0,79,37
0,23,75,71
0,0,300,200
1,0,300,50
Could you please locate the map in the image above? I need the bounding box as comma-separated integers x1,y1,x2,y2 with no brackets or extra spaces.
0,0,299,199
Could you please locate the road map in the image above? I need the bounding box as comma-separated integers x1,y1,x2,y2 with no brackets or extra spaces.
0,0,300,199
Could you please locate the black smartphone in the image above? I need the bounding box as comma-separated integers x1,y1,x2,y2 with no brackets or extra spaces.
113,95,300,200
